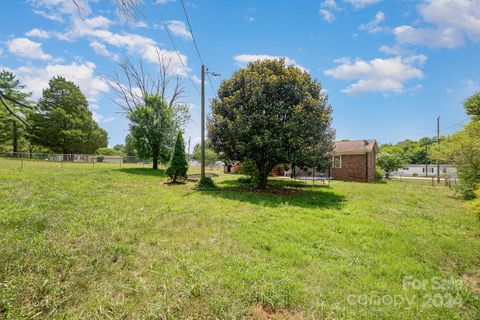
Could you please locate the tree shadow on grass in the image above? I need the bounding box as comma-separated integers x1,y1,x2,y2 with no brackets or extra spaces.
117,168,166,177
202,178,346,209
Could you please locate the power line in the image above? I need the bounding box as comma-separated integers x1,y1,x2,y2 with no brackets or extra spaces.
178,0,218,96
153,1,200,95
442,117,469,131
179,0,205,65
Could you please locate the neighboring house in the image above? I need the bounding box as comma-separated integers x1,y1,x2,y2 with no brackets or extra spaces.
99,155,123,164
223,139,378,183
392,164,457,177
331,139,378,183
224,162,241,173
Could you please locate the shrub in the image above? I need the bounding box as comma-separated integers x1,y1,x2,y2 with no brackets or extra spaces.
238,159,260,185
466,188,480,220
166,132,188,182
375,167,384,181
195,177,216,189
412,172,418,177
96,155,104,163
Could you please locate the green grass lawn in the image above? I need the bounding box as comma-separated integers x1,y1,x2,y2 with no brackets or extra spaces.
1,160,479,319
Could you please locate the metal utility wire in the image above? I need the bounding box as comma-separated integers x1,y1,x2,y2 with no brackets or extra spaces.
179,0,218,96
153,1,200,95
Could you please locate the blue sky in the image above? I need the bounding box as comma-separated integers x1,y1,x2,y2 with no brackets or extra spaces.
1,0,479,148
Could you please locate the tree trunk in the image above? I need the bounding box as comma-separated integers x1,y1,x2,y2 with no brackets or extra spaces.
12,120,18,154
256,162,272,189
152,156,158,170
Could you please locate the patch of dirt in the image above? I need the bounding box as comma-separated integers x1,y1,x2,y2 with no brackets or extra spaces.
462,274,480,292
252,186,304,195
251,304,304,320
163,181,186,185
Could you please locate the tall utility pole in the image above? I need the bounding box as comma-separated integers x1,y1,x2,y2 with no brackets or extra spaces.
200,65,206,180
425,144,428,177
200,65,220,180
437,116,440,183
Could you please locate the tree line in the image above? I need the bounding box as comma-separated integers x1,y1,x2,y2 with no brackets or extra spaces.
0,70,108,156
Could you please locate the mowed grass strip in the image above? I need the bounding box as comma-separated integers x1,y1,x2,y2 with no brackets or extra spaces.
0,160,479,319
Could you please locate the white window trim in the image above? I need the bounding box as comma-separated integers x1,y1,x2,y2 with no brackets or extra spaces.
333,155,342,169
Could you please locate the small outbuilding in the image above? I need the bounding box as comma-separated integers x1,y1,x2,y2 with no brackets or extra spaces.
332,139,378,183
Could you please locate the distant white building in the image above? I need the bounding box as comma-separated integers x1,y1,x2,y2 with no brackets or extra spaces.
392,164,457,177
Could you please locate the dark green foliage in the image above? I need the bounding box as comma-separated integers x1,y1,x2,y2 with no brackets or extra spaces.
436,120,480,199
377,152,406,179
128,95,188,170
96,155,104,163
28,76,107,154
0,70,32,153
192,140,218,161
123,134,137,157
375,166,385,180
195,176,216,189
380,137,435,165
464,92,480,119
166,132,188,182
208,59,334,189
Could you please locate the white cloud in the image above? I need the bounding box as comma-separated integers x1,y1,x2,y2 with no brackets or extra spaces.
245,16,256,22
322,0,338,9
92,111,114,123
29,0,91,20
319,9,335,23
32,9,64,22
343,0,381,9
7,38,52,60
165,20,192,40
89,40,119,61
359,11,385,33
27,0,192,77
12,61,109,102
394,25,464,48
25,28,50,39
324,55,426,95
233,54,309,72
392,0,480,48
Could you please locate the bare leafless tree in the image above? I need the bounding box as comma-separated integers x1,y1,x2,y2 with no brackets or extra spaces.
104,52,189,170
105,51,186,113
71,0,142,21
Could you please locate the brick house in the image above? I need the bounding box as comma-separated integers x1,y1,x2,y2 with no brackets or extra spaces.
332,139,378,183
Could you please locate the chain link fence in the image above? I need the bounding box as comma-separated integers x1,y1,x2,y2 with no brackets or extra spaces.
0,152,225,172
0,152,151,169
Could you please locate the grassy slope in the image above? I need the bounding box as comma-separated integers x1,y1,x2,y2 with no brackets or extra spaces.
0,162,479,319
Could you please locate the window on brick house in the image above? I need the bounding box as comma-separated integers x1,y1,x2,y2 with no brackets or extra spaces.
333,155,341,169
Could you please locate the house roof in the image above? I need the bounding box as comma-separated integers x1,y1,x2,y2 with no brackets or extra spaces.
334,139,378,154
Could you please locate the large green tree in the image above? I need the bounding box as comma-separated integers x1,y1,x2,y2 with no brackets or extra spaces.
28,76,107,154
192,140,218,162
435,120,480,199
376,152,406,179
128,94,188,169
0,70,32,154
123,133,137,157
108,57,189,170
208,59,335,188
464,92,480,120
380,137,435,165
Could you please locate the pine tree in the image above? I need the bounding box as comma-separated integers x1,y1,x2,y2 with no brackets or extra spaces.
0,70,32,153
28,76,107,154
166,132,188,182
